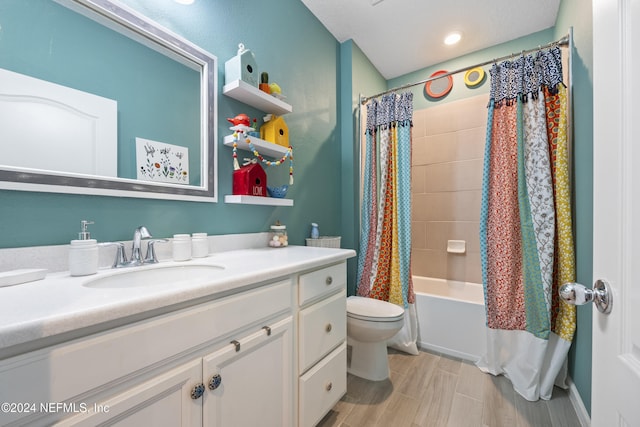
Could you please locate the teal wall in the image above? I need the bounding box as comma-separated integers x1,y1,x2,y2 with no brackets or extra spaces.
0,0,343,250
556,0,594,415
338,41,357,292
340,40,386,295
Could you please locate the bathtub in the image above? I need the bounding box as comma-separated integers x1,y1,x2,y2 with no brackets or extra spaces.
413,276,488,362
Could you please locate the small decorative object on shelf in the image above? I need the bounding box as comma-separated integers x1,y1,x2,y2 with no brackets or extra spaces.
269,221,288,248
269,82,284,100
228,113,256,170
260,114,289,148
225,43,258,87
249,118,260,137
230,121,293,187
259,72,270,94
227,113,251,127
233,159,267,197
267,184,288,198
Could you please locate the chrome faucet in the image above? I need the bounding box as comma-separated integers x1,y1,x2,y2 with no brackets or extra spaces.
103,226,167,268
128,226,152,266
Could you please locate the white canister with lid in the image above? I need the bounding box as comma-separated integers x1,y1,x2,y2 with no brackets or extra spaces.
191,233,209,258
172,234,192,261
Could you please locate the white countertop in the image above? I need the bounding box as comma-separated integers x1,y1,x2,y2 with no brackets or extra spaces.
0,246,355,357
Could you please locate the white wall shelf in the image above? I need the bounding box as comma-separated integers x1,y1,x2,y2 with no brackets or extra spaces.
223,80,294,207
224,195,294,206
223,134,289,158
223,80,292,115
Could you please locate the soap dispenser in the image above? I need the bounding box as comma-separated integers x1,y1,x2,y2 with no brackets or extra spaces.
69,220,99,276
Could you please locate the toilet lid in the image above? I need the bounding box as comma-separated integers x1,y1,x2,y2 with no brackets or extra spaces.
347,296,404,321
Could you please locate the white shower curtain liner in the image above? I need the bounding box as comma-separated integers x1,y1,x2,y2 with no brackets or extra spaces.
478,330,570,400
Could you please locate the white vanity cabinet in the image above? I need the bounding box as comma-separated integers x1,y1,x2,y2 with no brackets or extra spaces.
58,319,294,427
296,262,348,427
0,279,293,427
0,254,352,427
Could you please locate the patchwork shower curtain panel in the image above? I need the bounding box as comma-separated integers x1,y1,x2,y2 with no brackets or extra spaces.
477,46,576,401
357,92,418,354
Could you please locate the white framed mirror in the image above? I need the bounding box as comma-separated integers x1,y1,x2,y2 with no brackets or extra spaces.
0,0,217,202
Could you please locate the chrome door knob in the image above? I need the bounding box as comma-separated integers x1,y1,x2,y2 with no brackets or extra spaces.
559,279,612,314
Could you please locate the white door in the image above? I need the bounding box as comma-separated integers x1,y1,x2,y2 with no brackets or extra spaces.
592,0,640,425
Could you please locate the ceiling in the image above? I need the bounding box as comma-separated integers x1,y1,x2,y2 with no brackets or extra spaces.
300,0,561,79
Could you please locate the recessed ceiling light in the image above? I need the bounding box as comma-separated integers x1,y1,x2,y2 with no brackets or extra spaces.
444,32,462,46
174,0,195,4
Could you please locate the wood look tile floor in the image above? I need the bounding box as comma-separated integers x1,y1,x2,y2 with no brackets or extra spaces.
318,348,582,427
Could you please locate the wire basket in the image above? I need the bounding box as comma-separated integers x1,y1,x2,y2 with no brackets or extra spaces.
305,236,341,248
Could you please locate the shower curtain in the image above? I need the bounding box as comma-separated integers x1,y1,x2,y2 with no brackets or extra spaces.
477,46,576,401
356,92,418,355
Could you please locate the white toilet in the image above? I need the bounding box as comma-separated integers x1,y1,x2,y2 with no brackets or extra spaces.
346,295,405,381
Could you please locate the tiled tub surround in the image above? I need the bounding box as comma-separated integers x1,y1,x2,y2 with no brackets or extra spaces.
411,94,488,284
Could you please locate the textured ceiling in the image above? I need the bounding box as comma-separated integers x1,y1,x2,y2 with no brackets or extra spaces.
300,0,561,79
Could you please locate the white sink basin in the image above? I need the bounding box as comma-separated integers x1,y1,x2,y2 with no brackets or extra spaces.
83,264,224,289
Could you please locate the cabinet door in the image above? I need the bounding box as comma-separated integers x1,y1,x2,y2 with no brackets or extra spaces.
58,359,202,427
203,317,293,427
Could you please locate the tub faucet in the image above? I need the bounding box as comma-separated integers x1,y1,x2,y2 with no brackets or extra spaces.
128,226,152,266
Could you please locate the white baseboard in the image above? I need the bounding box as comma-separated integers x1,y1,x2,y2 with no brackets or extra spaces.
566,377,591,427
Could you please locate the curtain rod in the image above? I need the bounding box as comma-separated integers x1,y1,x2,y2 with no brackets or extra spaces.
360,34,570,105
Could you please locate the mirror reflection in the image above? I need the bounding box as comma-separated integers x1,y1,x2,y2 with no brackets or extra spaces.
0,0,217,201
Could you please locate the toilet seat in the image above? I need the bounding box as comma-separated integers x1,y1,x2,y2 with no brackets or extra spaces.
346,296,404,322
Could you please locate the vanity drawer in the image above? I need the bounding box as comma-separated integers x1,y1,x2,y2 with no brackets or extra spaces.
298,262,346,306
299,342,347,427
298,290,346,373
